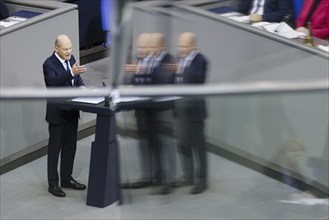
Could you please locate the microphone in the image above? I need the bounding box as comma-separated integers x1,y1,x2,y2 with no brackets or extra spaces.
102,80,111,107
274,13,292,33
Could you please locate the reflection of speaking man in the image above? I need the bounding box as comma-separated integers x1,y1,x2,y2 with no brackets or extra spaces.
124,33,175,195
122,33,154,189
174,32,208,194
123,32,153,85
43,34,88,197
130,32,175,85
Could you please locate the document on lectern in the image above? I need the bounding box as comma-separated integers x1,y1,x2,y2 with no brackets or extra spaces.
71,97,105,104
115,96,150,103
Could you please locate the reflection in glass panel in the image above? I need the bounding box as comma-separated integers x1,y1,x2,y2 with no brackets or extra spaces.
116,90,328,219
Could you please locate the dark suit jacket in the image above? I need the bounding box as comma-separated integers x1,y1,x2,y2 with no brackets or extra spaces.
237,0,294,27
0,0,9,20
131,52,176,113
131,52,175,86
43,53,85,124
152,53,176,85
174,52,208,121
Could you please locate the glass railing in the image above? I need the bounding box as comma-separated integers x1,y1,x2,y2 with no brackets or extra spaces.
1,85,328,219
1,0,328,219
115,88,328,219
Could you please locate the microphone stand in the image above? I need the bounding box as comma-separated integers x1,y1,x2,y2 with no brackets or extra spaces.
274,14,292,33
103,80,111,107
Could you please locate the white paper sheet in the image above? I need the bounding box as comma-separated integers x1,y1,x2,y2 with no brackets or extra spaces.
317,45,329,52
251,21,271,28
227,15,250,23
7,16,27,22
71,97,104,104
219,12,241,17
116,96,150,103
0,16,27,28
262,22,306,39
0,20,20,28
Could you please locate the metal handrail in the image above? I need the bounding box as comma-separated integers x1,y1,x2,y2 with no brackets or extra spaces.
1,80,328,99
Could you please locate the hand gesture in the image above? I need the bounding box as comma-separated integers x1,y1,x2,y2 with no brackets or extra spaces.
72,62,87,75
164,64,178,72
124,64,138,73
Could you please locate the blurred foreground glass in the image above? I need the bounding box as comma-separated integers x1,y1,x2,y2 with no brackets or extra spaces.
116,89,328,219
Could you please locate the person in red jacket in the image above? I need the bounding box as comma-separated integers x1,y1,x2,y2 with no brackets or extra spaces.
296,0,329,40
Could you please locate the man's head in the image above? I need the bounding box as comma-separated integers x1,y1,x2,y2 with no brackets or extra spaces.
54,34,72,60
136,33,152,59
149,32,166,57
177,32,197,58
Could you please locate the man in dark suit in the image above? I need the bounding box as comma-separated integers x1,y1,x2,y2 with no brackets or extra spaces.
174,32,208,194
123,33,176,194
43,34,88,197
236,0,294,27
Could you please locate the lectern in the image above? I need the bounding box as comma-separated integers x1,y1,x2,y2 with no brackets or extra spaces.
61,101,120,208
61,96,177,207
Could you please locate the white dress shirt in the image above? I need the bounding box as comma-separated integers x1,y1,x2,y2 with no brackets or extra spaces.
55,53,74,85
250,0,265,15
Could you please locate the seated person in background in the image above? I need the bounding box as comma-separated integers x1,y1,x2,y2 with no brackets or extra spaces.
0,0,9,20
295,0,329,40
264,138,314,200
236,0,294,27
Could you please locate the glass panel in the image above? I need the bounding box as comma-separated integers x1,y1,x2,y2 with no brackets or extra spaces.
116,90,328,219
1,1,328,219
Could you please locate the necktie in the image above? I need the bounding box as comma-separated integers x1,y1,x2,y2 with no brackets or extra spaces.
65,60,74,86
64,60,70,72
136,59,143,74
175,58,185,84
147,58,154,74
177,58,185,74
